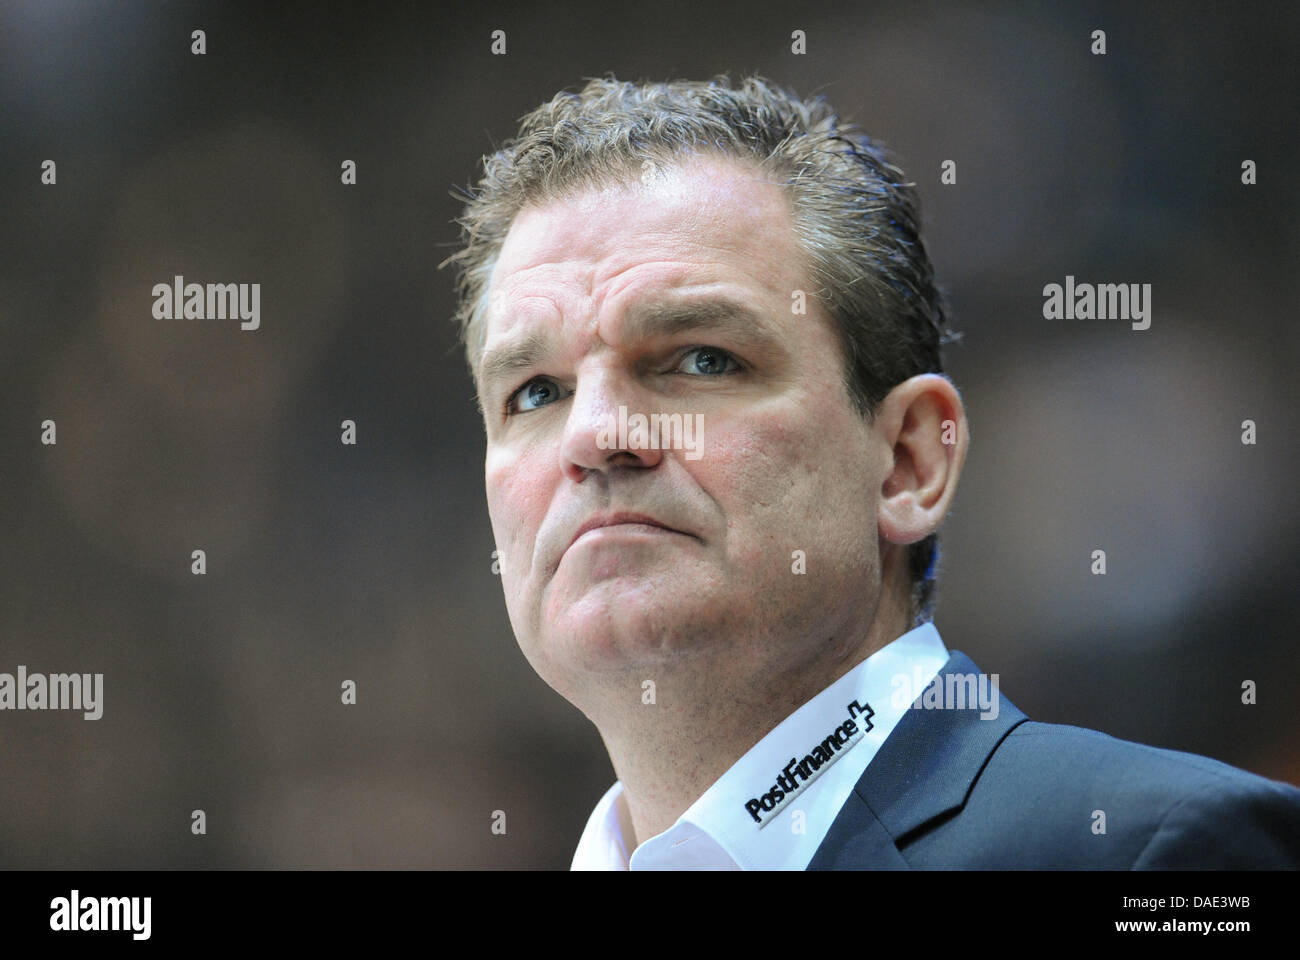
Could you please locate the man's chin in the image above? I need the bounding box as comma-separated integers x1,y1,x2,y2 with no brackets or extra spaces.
537,584,725,671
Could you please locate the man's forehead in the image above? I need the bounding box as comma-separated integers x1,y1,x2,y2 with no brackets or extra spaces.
482,156,797,340
496,154,780,261
484,262,718,338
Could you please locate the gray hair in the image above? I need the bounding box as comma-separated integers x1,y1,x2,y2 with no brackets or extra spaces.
441,73,961,624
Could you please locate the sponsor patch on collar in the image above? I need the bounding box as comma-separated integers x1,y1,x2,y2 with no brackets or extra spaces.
744,699,874,829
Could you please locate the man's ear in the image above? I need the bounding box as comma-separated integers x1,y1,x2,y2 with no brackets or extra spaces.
875,374,969,546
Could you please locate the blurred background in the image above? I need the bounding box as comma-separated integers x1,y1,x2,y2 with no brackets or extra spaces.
1,0,1296,868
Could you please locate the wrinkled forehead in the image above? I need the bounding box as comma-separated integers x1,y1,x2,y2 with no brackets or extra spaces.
479,155,797,350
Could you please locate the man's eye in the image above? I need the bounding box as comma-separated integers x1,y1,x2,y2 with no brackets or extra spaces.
676,347,740,376
508,377,567,414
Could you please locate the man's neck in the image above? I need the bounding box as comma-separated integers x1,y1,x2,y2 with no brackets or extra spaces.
595,598,912,849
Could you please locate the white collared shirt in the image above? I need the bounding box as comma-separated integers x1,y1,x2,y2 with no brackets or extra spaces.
571,621,951,870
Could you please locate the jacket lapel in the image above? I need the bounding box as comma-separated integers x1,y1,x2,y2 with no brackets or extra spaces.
808,650,1029,869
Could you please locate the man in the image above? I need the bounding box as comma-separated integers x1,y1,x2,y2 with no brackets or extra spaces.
442,74,1300,869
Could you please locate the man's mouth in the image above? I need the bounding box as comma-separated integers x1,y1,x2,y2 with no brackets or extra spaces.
566,513,684,552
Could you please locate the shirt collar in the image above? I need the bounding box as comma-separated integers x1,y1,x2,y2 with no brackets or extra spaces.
571,621,950,870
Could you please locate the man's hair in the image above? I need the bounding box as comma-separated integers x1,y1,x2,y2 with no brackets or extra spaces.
441,73,961,624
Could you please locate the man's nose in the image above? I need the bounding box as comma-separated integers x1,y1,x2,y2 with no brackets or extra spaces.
559,367,663,482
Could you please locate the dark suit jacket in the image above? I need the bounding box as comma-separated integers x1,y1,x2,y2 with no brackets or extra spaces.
808,651,1300,869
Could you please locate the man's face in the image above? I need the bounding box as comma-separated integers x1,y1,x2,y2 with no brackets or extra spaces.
479,156,892,704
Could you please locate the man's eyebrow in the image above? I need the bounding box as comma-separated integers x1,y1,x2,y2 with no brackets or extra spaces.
478,296,776,391
479,330,551,393
621,297,775,345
